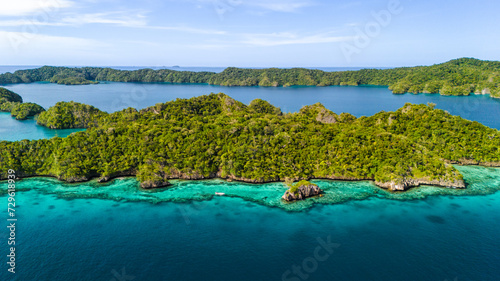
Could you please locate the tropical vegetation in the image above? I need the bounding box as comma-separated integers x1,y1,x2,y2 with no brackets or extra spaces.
0,58,499,97
1,93,499,190
0,87,44,120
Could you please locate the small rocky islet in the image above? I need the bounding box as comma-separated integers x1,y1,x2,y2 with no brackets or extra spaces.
282,180,323,202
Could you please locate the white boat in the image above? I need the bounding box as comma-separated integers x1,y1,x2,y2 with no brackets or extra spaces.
215,192,225,196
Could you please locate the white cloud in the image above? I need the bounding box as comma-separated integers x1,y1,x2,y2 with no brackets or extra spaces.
242,31,354,46
188,43,233,49
193,0,314,13
250,1,313,13
0,12,148,28
0,0,74,16
60,12,148,27
0,19,67,27
0,11,225,35
146,25,226,35
0,31,101,54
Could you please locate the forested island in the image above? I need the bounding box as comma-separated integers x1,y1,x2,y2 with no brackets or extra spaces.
1,93,499,191
0,58,499,97
0,87,45,120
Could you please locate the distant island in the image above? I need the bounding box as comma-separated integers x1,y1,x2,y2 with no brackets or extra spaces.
1,92,499,191
0,57,498,97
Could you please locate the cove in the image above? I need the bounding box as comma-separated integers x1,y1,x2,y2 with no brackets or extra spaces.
0,112,84,141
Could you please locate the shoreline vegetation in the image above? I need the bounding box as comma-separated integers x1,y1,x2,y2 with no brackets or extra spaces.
3,165,500,212
0,58,499,98
1,93,500,193
0,87,45,120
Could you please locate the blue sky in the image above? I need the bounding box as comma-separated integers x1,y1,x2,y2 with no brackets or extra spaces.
0,0,498,67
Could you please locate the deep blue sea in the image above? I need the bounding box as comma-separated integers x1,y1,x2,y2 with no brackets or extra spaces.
1,168,500,281
1,66,500,281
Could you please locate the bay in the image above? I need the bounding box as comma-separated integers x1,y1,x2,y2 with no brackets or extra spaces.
0,112,84,141
1,82,499,142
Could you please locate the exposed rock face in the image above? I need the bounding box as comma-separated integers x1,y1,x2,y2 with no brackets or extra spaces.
481,88,491,95
315,107,337,124
219,93,246,113
140,180,171,189
300,103,338,124
375,178,466,191
447,159,500,167
97,170,136,183
282,184,322,202
60,175,90,183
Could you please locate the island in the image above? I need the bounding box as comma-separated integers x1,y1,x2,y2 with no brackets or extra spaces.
282,180,323,201
1,93,499,192
36,101,105,129
0,87,45,120
0,58,499,98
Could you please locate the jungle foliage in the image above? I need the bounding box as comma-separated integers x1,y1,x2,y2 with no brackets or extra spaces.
0,87,44,120
1,58,499,97
1,93,499,188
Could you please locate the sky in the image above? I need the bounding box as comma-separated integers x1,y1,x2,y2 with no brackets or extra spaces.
0,0,499,67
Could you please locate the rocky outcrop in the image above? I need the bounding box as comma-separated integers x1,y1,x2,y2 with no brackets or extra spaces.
375,178,466,191
282,183,322,202
300,103,338,124
97,169,136,183
59,175,90,183
447,159,500,167
315,108,337,124
219,93,247,113
140,180,171,189
480,88,491,95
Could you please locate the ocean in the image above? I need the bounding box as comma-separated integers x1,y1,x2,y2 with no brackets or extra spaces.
1,165,499,280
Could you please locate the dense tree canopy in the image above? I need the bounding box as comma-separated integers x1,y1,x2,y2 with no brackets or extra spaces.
0,87,22,103
0,87,44,120
1,93,499,190
37,101,106,129
1,58,499,98
10,103,45,120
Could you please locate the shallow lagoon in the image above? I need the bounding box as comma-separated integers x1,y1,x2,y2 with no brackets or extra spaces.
7,165,500,212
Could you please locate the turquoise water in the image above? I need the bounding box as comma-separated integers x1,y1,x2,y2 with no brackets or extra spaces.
4,165,500,211
2,82,499,141
1,166,499,280
0,112,84,141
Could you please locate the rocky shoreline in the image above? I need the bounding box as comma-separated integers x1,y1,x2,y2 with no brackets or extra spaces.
447,159,500,167
5,168,473,192
375,178,466,191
